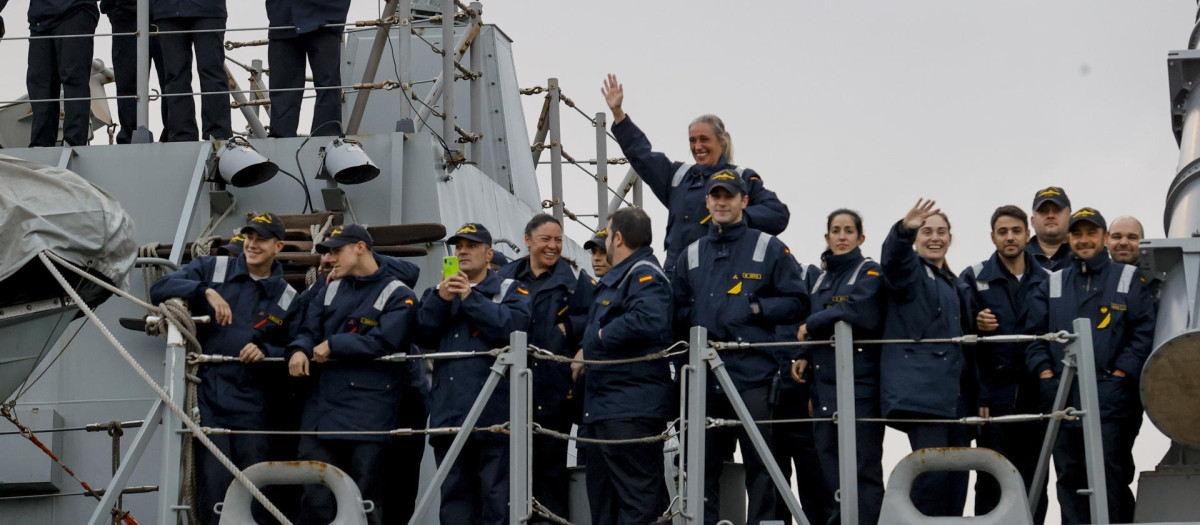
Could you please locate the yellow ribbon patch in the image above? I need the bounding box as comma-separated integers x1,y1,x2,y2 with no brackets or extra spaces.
727,281,742,295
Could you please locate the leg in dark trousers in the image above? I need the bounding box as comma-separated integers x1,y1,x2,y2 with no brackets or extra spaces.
892,415,969,517
190,17,231,139
381,389,427,524
28,7,98,147
107,13,137,144
813,396,885,525
155,17,200,142
198,432,269,525
303,28,344,136
531,413,572,522
1105,418,1141,524
26,28,62,147
772,383,832,525
432,436,510,525
704,385,775,525
267,37,305,138
587,418,669,525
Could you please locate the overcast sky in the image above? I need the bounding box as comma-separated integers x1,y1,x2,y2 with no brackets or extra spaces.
1,0,1193,521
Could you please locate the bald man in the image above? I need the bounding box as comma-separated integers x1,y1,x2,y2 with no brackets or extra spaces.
1105,216,1144,266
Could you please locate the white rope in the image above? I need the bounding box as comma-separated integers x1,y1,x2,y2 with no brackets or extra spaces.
37,252,292,525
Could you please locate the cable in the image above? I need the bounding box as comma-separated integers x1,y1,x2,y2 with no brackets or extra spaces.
382,21,455,153
273,167,312,214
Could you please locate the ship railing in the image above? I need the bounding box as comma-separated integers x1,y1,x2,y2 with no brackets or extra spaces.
0,0,486,146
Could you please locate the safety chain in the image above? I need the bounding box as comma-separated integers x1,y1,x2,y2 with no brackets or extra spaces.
200,422,511,437
186,347,508,365
529,341,689,366
705,408,1081,429
520,86,545,95
0,402,140,524
709,330,1075,351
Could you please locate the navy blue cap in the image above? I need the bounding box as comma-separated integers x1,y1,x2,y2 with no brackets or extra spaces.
1068,207,1106,232
583,229,608,251
446,223,492,246
240,212,286,241
1032,187,1071,212
490,251,510,267
217,234,245,256
705,169,746,196
316,224,373,253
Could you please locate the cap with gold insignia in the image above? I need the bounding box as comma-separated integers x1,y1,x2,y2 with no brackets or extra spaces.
1068,207,1106,232
705,169,747,196
1032,186,1071,212
217,234,246,256
446,222,492,246
316,224,374,253
240,212,285,241
583,229,608,251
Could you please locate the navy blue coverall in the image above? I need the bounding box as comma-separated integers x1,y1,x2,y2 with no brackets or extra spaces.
265,0,351,137
414,271,531,525
1027,236,1072,271
672,220,809,525
879,220,971,517
150,254,299,525
1025,249,1156,525
959,250,1050,524
152,0,231,141
498,256,593,521
771,261,833,525
26,0,98,146
287,265,416,525
582,246,674,525
611,116,790,271
804,247,886,525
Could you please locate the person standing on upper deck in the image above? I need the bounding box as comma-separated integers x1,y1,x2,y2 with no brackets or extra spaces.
958,205,1050,525
602,74,790,272
153,0,232,141
497,214,594,522
266,0,351,137
25,0,98,147
1029,187,1073,271
671,173,809,525
879,199,972,517
100,0,170,143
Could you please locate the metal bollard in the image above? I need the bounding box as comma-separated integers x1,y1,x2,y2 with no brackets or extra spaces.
879,448,1032,525
217,462,367,525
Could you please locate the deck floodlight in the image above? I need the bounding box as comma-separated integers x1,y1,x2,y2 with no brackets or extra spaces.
214,137,279,188
317,137,380,185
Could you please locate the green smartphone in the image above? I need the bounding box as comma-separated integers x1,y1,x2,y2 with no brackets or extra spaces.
442,256,460,279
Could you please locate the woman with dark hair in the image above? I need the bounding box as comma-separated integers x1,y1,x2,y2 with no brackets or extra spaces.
602,74,790,271
878,199,971,517
792,209,886,525
496,213,594,521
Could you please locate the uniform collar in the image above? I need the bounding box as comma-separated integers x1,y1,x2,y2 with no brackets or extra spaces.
505,256,575,291
821,247,862,273
225,254,283,282
978,250,1039,282
1027,236,1069,262
707,219,748,242
470,270,504,295
1071,248,1111,275
600,246,657,286
339,258,390,285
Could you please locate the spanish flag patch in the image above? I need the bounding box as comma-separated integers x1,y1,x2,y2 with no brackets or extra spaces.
866,270,879,276
638,275,653,283
517,287,529,295
405,298,414,305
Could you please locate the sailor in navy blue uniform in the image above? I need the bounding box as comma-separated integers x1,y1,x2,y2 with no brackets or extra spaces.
153,0,231,141
497,214,593,520
603,74,790,271
414,223,531,525
286,224,417,525
879,199,972,517
770,257,832,525
571,229,609,467
149,212,298,525
958,205,1050,524
25,0,98,146
100,0,168,143
792,209,886,525
266,0,351,137
1027,187,1073,271
582,207,674,525
1024,208,1156,525
671,173,809,525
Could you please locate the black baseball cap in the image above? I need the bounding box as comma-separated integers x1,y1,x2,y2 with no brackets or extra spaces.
240,212,285,241
217,234,245,256
1068,207,1106,232
706,169,746,196
583,229,608,251
490,251,510,267
316,224,373,253
446,223,492,246
1032,187,1071,212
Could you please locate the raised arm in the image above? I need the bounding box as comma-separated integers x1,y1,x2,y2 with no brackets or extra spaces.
605,74,675,204
742,169,790,236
